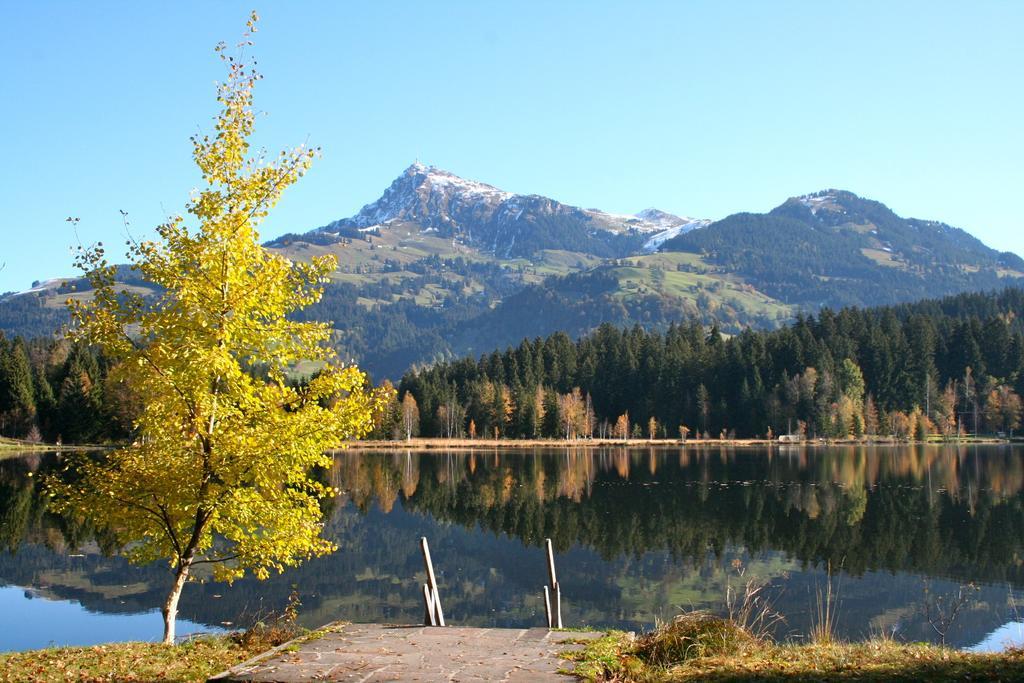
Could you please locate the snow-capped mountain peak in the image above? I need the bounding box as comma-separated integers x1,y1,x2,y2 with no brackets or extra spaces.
403,162,513,202
322,163,513,233
312,163,707,259
634,208,685,228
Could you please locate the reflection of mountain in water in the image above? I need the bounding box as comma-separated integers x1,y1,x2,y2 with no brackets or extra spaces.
1,446,1023,648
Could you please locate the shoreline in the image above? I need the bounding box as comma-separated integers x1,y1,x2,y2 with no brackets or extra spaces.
0,438,105,457
341,436,1014,450
0,436,1013,459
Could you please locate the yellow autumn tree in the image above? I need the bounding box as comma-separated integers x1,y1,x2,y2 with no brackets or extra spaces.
47,14,383,644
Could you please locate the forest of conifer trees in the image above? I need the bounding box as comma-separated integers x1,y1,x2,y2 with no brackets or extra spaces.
4,288,1024,445
394,289,1024,441
0,337,129,444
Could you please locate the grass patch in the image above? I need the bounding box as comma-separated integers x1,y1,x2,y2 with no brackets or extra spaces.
860,247,905,269
604,260,793,319
565,631,647,681
564,613,1024,681
668,641,1024,682
0,591,312,682
0,635,266,683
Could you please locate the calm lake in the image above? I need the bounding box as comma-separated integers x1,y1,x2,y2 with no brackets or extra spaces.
2,445,1024,652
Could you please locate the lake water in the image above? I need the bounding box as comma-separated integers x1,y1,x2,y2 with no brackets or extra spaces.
2,445,1024,652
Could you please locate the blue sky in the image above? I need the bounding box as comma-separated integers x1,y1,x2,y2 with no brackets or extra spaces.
1,1,1021,292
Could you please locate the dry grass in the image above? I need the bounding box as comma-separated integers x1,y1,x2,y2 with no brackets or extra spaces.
724,562,785,640
668,641,1024,682
810,562,840,644
635,614,755,667
565,614,759,682
565,617,1024,682
0,636,265,683
232,589,305,650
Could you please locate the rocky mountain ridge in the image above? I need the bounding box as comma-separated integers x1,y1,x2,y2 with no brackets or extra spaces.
299,162,707,258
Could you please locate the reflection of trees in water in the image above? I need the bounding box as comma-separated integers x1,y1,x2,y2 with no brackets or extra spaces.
0,453,114,557
5,446,1024,581
1,453,554,630
332,444,1024,511
3,446,1024,642
327,446,1024,585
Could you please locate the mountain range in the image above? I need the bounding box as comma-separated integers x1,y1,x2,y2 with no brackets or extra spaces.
2,163,1021,380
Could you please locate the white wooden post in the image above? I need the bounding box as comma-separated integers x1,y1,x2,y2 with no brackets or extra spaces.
544,538,563,629
420,537,445,626
422,583,437,626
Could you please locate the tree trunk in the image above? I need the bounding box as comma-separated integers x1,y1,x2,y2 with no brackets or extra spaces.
162,562,192,645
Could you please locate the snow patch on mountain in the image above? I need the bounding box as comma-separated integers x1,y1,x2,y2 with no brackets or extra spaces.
584,207,709,238
6,278,69,299
635,208,687,230
797,191,843,216
642,218,712,252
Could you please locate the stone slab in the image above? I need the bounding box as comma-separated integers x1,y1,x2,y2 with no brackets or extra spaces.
209,623,603,682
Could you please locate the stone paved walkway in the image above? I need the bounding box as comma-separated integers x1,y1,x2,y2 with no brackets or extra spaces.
209,623,603,682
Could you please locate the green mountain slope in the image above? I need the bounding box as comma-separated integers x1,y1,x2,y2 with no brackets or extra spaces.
661,190,1023,307
2,170,1021,381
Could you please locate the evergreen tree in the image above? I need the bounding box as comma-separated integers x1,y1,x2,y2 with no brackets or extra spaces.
56,360,102,443
31,364,55,439
0,338,35,437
